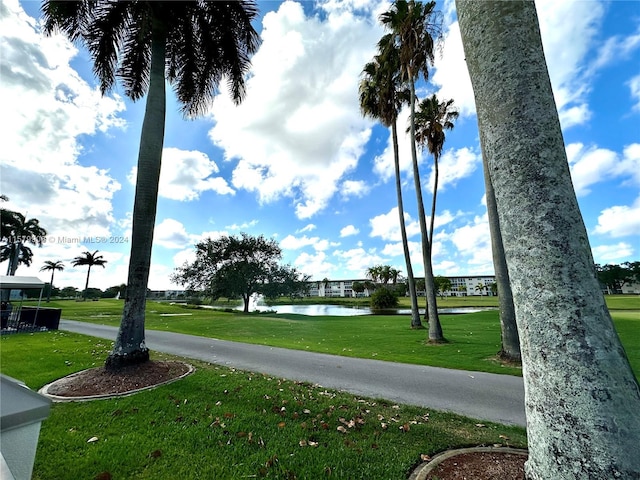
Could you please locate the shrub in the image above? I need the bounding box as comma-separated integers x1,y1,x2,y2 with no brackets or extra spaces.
370,287,399,309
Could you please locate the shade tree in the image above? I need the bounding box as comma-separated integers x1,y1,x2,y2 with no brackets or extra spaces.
172,233,306,313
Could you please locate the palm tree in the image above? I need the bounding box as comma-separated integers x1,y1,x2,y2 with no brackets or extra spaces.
413,94,458,247
359,46,422,327
482,150,520,361
40,260,65,303
379,0,444,341
43,1,260,369
457,0,640,476
0,211,47,275
72,250,107,299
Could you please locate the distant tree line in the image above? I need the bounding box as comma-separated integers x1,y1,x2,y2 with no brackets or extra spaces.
596,262,640,293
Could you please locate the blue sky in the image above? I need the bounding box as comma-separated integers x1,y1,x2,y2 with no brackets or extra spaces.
1,0,639,291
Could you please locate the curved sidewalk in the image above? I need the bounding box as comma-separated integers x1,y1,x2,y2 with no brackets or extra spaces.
60,320,526,427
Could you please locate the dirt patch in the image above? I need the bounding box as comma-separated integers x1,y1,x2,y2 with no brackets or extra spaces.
423,451,526,479
43,360,192,398
410,447,528,480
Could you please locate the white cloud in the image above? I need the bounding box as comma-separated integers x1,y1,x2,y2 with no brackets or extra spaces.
208,1,382,219
424,147,480,193
567,142,640,196
280,234,329,251
369,207,420,242
618,144,640,188
332,247,387,278
0,0,126,240
591,242,635,264
434,0,622,130
154,219,191,249
593,196,640,238
128,148,234,201
566,143,618,196
340,225,359,237
225,220,259,231
448,215,492,269
589,26,640,73
535,0,605,128
341,180,371,198
296,224,316,233
292,251,335,280
629,74,640,112
431,20,476,117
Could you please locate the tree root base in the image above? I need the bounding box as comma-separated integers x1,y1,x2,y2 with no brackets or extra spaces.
105,349,151,371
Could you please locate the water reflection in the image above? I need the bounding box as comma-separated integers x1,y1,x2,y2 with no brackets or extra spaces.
235,304,493,316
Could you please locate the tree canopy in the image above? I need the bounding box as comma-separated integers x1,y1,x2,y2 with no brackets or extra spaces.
596,262,638,293
172,233,309,313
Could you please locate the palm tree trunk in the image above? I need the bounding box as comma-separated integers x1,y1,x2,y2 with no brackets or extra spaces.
392,122,421,327
409,80,442,341
9,241,20,275
83,265,91,299
428,152,439,248
482,151,520,362
457,1,640,477
107,17,166,369
47,270,55,303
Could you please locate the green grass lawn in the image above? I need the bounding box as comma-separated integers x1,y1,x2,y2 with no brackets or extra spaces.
37,295,640,378
0,332,527,480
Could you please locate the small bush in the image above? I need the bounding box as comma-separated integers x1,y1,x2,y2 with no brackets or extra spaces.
370,287,399,309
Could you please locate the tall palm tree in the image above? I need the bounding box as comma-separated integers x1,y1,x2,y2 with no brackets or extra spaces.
413,94,458,247
359,45,422,328
481,149,520,362
40,260,65,303
457,0,640,476
43,1,260,369
0,211,47,275
72,250,107,298
379,0,444,341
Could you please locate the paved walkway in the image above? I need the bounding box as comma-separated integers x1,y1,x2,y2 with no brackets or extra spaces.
60,320,526,427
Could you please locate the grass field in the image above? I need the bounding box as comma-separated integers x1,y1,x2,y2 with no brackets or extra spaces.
24,294,640,378
2,295,635,478
0,332,527,480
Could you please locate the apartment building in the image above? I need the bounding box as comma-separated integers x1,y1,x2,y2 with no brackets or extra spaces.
306,275,496,298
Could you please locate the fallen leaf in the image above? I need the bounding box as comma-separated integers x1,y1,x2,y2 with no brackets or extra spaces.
94,472,111,480
337,426,347,433
381,423,388,429
420,454,431,462
148,450,162,458
399,423,410,432
277,421,286,429
475,423,486,428
308,441,319,447
303,409,311,414
499,435,510,440
299,439,308,447
87,436,99,443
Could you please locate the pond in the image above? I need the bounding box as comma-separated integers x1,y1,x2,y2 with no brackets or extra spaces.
232,304,494,316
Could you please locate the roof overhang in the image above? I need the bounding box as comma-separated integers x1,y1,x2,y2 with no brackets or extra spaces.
0,276,45,290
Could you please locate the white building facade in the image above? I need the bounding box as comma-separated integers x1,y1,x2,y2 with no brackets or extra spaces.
306,275,496,298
